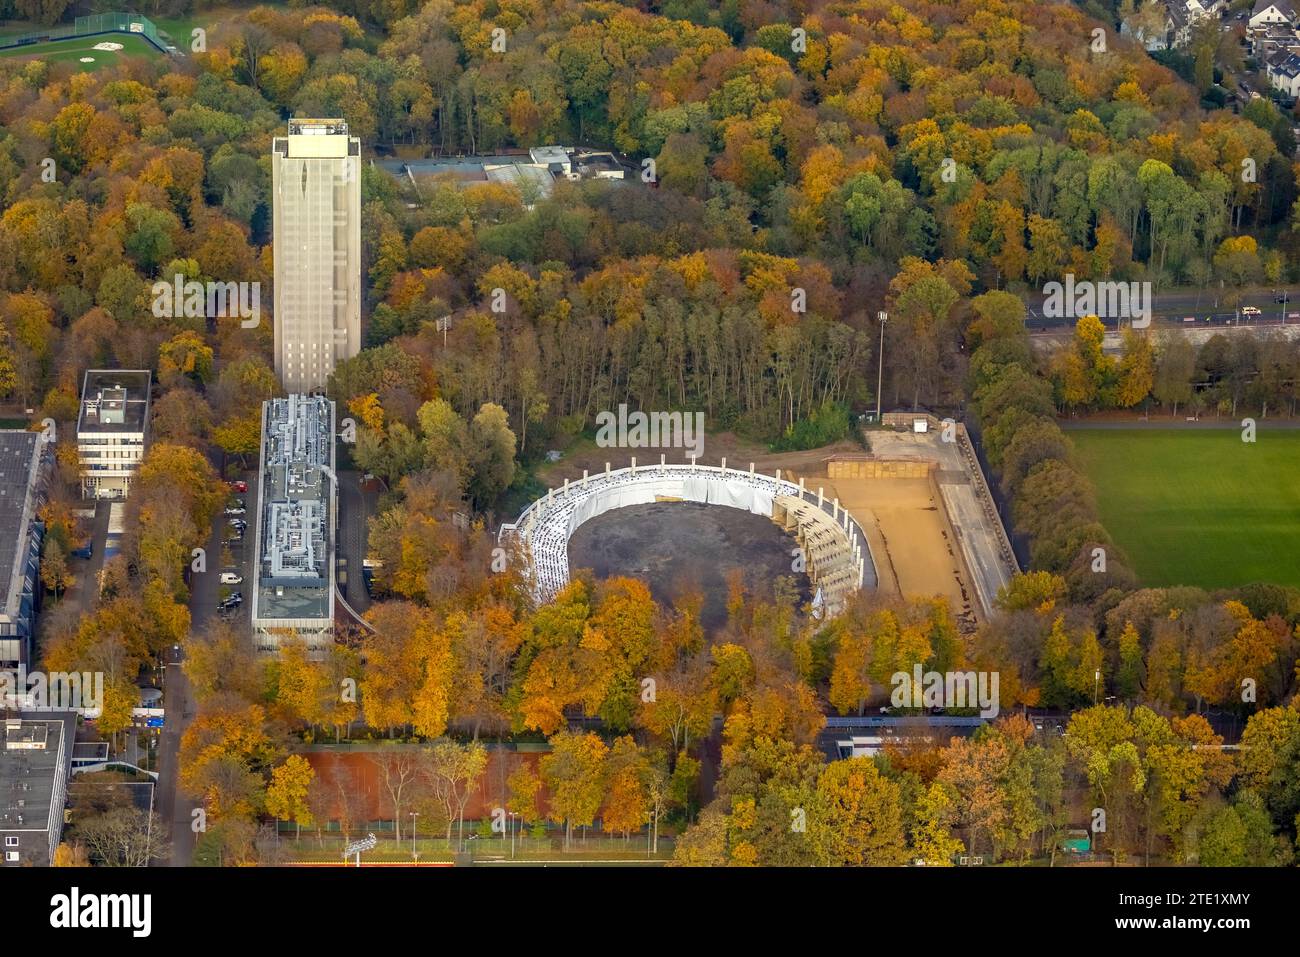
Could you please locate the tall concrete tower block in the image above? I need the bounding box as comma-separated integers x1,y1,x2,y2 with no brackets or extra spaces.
271,119,361,395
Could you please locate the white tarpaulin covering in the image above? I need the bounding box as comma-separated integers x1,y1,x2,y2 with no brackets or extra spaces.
564,474,774,539
498,464,873,609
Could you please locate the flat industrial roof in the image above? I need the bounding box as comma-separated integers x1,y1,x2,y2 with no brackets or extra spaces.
254,396,333,622
529,146,571,166
0,431,43,619
0,714,73,836
484,163,555,200
277,118,357,159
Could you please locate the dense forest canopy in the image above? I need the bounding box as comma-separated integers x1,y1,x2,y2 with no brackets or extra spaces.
2,0,1298,448
7,0,1300,870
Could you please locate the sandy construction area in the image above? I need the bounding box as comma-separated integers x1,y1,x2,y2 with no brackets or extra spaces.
810,474,976,627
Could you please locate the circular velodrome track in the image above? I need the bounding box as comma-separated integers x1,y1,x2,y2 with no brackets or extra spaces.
499,461,878,618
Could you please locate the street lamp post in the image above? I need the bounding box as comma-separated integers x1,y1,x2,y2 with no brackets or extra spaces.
875,311,888,424
1094,669,1101,705
410,811,418,862
509,812,518,860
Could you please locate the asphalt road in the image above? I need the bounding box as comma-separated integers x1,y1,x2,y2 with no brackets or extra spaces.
337,469,375,615
156,650,194,866
1023,285,1300,331
156,469,257,865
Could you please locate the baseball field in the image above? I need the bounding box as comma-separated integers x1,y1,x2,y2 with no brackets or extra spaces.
0,33,162,71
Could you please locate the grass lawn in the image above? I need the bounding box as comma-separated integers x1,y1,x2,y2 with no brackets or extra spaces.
1070,428,1300,589
151,15,200,47
0,33,162,71
0,21,40,38
154,5,249,48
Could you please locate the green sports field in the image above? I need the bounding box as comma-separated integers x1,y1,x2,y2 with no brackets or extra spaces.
0,33,162,71
1070,428,1300,589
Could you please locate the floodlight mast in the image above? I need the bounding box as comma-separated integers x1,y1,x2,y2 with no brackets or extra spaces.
342,832,378,867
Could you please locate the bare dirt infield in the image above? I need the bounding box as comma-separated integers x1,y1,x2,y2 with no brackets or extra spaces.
534,432,863,488
567,500,812,631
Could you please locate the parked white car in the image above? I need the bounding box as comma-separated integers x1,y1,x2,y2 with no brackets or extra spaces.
220,572,243,585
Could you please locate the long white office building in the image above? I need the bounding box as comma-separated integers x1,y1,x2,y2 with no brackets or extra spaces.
251,395,336,652
271,118,361,395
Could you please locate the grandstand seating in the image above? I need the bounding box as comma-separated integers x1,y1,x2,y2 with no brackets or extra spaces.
498,462,877,617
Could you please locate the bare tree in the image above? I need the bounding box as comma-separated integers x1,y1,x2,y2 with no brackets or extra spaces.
239,25,272,92
330,764,364,842
419,741,488,850
76,807,169,867
253,824,286,865
373,752,419,842
306,774,334,849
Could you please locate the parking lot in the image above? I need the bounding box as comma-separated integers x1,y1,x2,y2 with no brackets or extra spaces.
187,470,258,635
62,501,109,619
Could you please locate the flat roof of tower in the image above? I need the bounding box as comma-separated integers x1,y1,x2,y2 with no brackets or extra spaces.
77,370,151,433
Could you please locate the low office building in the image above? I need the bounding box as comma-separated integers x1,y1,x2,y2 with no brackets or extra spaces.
382,146,630,211
251,395,336,652
76,370,151,500
0,431,50,670
528,145,572,176
0,712,75,867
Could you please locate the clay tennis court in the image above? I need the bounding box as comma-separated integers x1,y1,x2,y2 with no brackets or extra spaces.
306,747,549,826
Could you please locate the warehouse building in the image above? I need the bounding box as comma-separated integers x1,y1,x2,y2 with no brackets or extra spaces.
0,712,75,867
0,430,50,670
